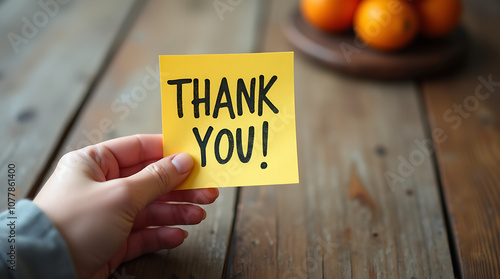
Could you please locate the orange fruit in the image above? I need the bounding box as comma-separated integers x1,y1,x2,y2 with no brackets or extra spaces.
301,0,360,33
354,0,419,51
413,0,462,38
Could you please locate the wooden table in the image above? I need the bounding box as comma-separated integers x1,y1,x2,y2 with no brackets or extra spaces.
1,0,499,278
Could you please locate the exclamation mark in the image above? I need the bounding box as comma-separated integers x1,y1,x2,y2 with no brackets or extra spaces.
261,121,269,169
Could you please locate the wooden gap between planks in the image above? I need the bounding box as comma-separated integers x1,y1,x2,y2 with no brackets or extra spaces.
222,187,242,278
220,0,273,277
27,0,146,199
416,81,462,279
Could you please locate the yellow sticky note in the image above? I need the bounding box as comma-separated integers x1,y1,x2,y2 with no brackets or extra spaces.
159,52,298,189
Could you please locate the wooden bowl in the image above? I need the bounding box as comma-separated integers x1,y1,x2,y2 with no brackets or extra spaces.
284,10,468,79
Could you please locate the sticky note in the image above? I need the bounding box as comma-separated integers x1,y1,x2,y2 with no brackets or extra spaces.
159,52,299,189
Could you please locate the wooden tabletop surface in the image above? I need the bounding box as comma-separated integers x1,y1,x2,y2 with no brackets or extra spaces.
1,0,499,278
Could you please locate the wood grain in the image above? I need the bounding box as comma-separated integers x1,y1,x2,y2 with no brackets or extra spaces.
228,0,454,277
42,0,264,278
0,0,138,211
422,0,500,277
0,0,59,73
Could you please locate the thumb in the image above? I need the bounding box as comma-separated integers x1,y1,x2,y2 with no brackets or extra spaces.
124,152,194,208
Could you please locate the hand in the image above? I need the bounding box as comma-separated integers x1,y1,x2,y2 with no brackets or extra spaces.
33,134,219,279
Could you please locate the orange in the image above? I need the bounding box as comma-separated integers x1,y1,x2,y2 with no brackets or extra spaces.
301,0,360,33
413,0,462,38
354,0,419,51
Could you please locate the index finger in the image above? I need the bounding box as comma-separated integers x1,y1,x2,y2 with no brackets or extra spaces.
100,134,163,168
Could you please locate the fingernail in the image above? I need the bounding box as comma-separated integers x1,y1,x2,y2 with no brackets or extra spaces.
202,210,207,220
183,230,189,239
209,187,219,198
172,153,194,175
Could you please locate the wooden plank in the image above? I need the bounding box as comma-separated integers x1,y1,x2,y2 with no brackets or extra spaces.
44,0,264,278
228,0,455,277
422,0,500,277
0,0,52,71
0,0,138,211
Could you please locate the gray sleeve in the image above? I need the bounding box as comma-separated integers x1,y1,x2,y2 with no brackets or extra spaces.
0,199,76,279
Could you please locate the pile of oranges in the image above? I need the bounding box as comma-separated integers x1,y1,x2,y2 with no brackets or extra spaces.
301,0,462,51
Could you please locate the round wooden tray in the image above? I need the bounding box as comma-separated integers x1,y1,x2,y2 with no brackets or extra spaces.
284,10,468,79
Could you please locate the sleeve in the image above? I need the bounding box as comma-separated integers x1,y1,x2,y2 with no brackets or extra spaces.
0,199,76,279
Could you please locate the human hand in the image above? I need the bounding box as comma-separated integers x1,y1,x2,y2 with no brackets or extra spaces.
33,134,219,279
